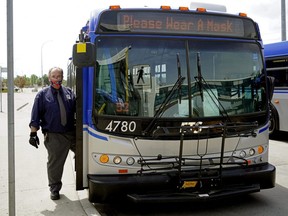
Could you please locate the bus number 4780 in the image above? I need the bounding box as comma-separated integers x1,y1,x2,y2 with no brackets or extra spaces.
105,120,137,133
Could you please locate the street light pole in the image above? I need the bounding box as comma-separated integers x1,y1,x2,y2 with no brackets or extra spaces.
281,0,286,41
7,0,15,214
41,40,52,87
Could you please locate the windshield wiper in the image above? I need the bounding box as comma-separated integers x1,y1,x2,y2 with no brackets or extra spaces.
194,52,231,121
143,74,185,135
196,52,204,102
154,75,185,117
177,53,182,103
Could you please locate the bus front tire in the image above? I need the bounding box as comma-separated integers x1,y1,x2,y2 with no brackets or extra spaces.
269,104,279,139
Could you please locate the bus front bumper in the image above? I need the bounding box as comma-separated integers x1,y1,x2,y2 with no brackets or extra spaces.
87,163,275,203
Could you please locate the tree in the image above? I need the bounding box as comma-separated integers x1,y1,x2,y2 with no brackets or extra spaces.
14,75,26,89
30,74,38,86
43,74,49,86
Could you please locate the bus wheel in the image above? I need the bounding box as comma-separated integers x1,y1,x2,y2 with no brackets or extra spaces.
269,104,278,139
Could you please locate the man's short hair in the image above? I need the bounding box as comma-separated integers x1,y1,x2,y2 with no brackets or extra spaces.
48,67,63,76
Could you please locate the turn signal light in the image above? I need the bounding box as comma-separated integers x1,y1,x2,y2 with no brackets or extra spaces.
109,5,121,10
179,6,189,11
239,12,247,17
99,154,109,163
197,8,207,13
161,5,171,10
258,146,264,154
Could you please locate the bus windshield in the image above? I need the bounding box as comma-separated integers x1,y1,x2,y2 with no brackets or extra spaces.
94,37,265,118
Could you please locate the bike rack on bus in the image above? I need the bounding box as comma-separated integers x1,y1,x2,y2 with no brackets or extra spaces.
137,122,258,189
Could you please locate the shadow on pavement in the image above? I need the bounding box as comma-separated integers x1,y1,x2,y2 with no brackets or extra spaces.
40,195,87,216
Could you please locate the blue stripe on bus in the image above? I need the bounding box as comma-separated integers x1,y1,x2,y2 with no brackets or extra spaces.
83,127,108,141
259,125,269,134
274,91,288,94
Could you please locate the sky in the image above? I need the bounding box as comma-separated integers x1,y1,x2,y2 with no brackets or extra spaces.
0,0,286,79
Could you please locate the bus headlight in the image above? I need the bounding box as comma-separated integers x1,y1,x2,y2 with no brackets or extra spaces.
126,157,135,165
249,148,256,156
239,150,246,158
113,156,122,164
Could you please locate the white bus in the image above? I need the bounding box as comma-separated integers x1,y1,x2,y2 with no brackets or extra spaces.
69,5,275,203
265,41,288,137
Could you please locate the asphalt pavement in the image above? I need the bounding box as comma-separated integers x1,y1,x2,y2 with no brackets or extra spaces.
0,88,99,216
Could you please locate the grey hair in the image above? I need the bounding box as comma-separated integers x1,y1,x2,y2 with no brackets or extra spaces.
48,67,63,77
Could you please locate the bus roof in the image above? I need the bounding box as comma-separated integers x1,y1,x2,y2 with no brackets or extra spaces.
264,41,288,58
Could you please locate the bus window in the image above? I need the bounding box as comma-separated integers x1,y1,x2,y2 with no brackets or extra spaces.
95,47,141,116
188,41,264,116
95,37,187,118
266,58,288,87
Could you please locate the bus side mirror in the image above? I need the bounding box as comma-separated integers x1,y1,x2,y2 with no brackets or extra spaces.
72,42,96,67
267,76,275,101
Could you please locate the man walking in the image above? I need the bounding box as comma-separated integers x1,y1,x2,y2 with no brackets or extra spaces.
29,67,76,200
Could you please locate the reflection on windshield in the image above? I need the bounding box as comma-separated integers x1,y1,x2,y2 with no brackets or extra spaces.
94,37,266,118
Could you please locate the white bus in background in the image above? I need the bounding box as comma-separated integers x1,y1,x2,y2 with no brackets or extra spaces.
264,41,288,137
190,2,227,12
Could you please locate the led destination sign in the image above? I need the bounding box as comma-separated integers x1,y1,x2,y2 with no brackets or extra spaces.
98,11,258,38
120,13,241,36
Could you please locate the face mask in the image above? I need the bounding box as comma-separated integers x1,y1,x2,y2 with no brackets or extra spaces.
50,80,62,89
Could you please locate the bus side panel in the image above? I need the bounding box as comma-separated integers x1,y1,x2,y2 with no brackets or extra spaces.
84,67,95,188
82,129,89,188
76,67,84,190
272,89,288,132
76,67,91,190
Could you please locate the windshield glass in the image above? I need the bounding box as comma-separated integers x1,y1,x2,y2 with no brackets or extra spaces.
94,37,265,118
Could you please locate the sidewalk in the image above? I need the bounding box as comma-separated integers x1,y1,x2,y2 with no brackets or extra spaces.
0,89,99,216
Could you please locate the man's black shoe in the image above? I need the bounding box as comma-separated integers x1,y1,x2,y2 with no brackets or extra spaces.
50,191,60,200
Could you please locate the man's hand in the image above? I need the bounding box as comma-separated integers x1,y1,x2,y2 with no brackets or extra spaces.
29,132,39,148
